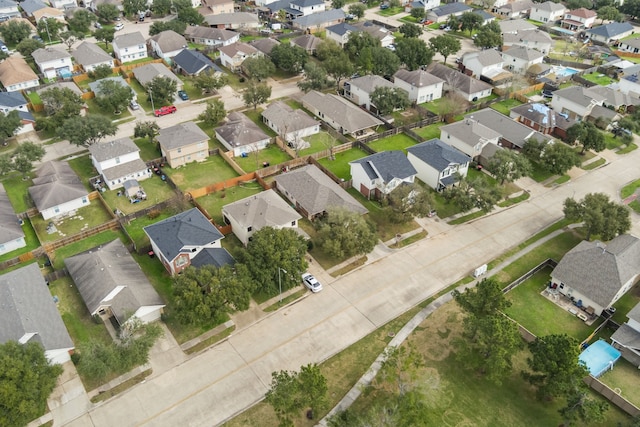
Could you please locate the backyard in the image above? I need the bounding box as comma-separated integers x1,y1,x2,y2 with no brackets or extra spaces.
491,98,524,116
2,173,35,212
123,210,176,249
298,131,336,157
163,155,239,192
0,218,40,263
316,147,370,180
134,137,162,161
367,133,418,153
582,72,615,86
50,229,128,270
599,358,640,408
233,145,292,173
101,175,177,215
31,200,114,243
413,122,445,141
68,155,97,189
195,182,264,224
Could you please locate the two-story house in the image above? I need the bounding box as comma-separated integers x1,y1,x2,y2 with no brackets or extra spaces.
157,121,209,168
113,32,148,63
460,49,507,81
201,0,234,15
353,21,395,48
407,0,439,14
292,9,344,33
344,75,398,110
494,0,534,19
0,0,21,20
149,30,188,60
325,22,358,47
551,86,605,121
89,138,151,190
427,63,493,102
289,0,325,16
31,47,72,79
561,8,597,31
50,0,76,10
468,108,549,150
407,138,470,192
73,41,114,72
498,18,537,35
439,118,501,159
184,26,240,47
503,29,554,54
392,69,444,104
350,150,417,200
501,45,544,74
218,42,260,71
509,102,572,139
529,1,565,24
0,56,39,92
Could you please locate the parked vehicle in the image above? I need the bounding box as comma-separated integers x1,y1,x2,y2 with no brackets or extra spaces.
380,3,389,9
32,35,44,43
302,273,323,293
94,22,102,29
115,23,124,31
177,90,189,100
154,105,177,117
129,99,140,110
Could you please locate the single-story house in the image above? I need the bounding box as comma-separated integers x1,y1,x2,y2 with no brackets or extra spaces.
500,45,545,74
498,18,537,35
222,189,302,246
427,63,493,102
184,26,240,47
503,29,554,55
89,137,151,190
427,2,472,23
619,72,640,97
550,235,640,316
529,1,565,24
112,32,148,63
353,21,395,48
0,183,25,256
28,161,89,220
0,263,74,365
204,12,261,30
466,108,548,150
274,164,368,220
215,112,271,157
36,81,82,98
440,117,501,158
561,8,597,31
494,0,534,19
325,22,358,47
344,74,397,111
584,85,640,113
88,76,136,100
248,38,280,56
0,56,39,92
261,101,319,147
619,38,640,54
73,41,114,72
65,239,165,327
611,302,640,365
133,62,183,90
157,121,209,168
586,22,634,44
218,42,261,71
301,90,383,138
20,0,48,17
407,138,470,191
149,30,188,61
32,6,65,23
144,207,234,275
551,85,605,121
350,150,417,200
290,34,322,54
173,49,221,76
392,69,444,104
292,8,345,33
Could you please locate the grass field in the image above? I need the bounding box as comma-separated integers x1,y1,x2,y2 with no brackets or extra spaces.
2,173,35,212
491,98,524,115
31,200,113,243
134,137,161,161
124,211,176,249
164,156,239,192
101,176,176,215
196,183,264,224
582,72,615,86
233,145,292,173
610,282,640,324
413,122,445,141
599,358,640,408
367,133,417,153
298,131,334,157
0,218,40,263
317,147,370,180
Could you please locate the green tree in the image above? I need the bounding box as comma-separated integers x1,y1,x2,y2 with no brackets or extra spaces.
566,0,594,9
242,56,275,81
399,23,422,38
146,75,178,107
57,115,118,147
88,63,113,80
298,364,328,418
67,9,95,33
443,177,501,213
317,208,377,259
563,192,631,240
348,3,366,19
38,87,84,130
96,3,120,22
16,38,44,57
315,40,342,61
94,26,116,49
197,99,226,127
0,155,12,177
270,44,308,73
459,12,483,35
193,72,227,94
0,110,22,146
560,389,609,426
565,122,605,154
37,18,65,42
622,0,640,19
152,0,173,15
474,21,503,50
240,227,308,296
378,344,425,396
123,0,147,16
331,0,345,8
176,1,204,25
452,278,524,384
521,137,546,163
345,31,380,61
370,86,411,115
539,142,581,175
410,7,425,20
133,120,160,141
59,31,84,51
0,20,31,45
438,91,468,122
242,81,271,110
0,341,63,427
297,62,331,92
324,52,354,90
487,149,532,185
173,264,254,325
385,182,434,223
360,46,400,76
95,79,134,114
429,34,461,64
597,5,623,23
149,20,187,36
395,37,434,71
11,141,46,177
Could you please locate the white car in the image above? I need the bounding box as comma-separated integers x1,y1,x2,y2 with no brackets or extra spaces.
115,23,124,31
302,273,323,293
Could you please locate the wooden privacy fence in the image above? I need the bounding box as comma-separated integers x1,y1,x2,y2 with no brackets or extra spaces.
0,247,45,271
42,219,120,253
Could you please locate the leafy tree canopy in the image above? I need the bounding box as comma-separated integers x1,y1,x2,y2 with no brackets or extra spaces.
297,62,331,93
0,20,31,45
16,38,44,58
197,98,226,127
429,34,461,64
94,27,116,48
399,23,422,38
395,37,434,71
315,40,342,61
67,9,95,34
242,81,271,110
563,192,630,240
57,115,118,147
149,20,187,36
270,44,308,73
348,3,366,19
371,86,411,115
95,79,134,113
488,149,532,185
317,208,377,259
96,3,120,22
146,75,178,107
242,56,276,81
193,72,227,94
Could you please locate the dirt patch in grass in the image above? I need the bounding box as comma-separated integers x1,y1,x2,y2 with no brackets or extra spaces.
412,303,462,362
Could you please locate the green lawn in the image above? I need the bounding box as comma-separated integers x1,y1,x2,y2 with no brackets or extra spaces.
1,173,34,212
367,133,417,153
298,131,335,157
68,155,97,189
377,6,404,16
604,132,624,150
611,282,640,324
134,137,162,161
620,178,640,199
51,229,128,270
317,147,370,180
0,218,40,263
31,200,113,243
123,210,176,249
164,155,239,192
582,72,615,86
195,122,229,151
529,161,554,183
85,98,133,121
196,183,264,224
599,358,640,408
491,98,524,116
101,175,177,215
233,145,292,173
413,122,445,141
243,109,277,137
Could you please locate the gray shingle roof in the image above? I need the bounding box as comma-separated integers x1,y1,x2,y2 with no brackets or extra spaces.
393,69,444,88
440,118,502,147
465,108,537,148
326,22,358,36
144,208,224,262
149,30,188,53
157,121,209,151
351,150,417,182
88,76,134,98
274,164,367,217
89,137,138,162
429,2,471,16
534,0,565,12
20,0,47,15
610,323,640,349
0,263,74,353
503,29,553,45
222,189,301,231
0,91,26,108
249,37,280,55
132,62,181,87
65,240,164,324
73,41,113,67
191,247,235,269
28,161,88,212
31,47,71,64
101,159,148,182
407,138,470,171
0,182,23,244
498,18,536,34
185,26,238,42
114,31,146,49
628,302,640,323
497,0,534,13
291,34,322,51
204,12,260,26
37,81,82,96
501,45,544,61
173,49,221,75
461,49,503,67
215,112,269,148
587,22,634,39
427,63,493,96
293,8,345,27
348,74,396,94
553,85,606,108
552,235,640,308
301,91,383,134
262,101,318,134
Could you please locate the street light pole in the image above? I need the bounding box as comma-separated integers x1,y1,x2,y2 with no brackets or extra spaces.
278,267,287,303
148,90,155,112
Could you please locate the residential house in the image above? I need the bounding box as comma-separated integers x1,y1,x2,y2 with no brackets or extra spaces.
215,112,271,157
173,49,221,76
19,0,48,17
551,85,605,121
289,0,325,17
503,29,554,54
89,137,151,190
200,0,234,15
261,101,319,146
472,9,495,26
350,151,417,200
498,18,537,35
344,74,397,110
501,45,545,74
0,17,36,34
0,91,34,134
132,62,183,90
113,32,148,63
204,12,261,30
459,49,510,83
31,47,72,79
407,0,439,14
218,42,261,71
584,85,640,112
50,0,76,10
88,76,136,100
465,108,548,149
290,34,322,54
149,30,188,61
0,264,74,364
36,81,81,98
184,26,240,47
301,90,383,138
619,38,640,54
28,161,89,220
529,1,565,24
65,240,165,327
274,164,368,220
550,235,640,317
510,102,572,138
0,57,39,92
586,22,634,44
292,8,345,33
611,302,640,365
494,0,534,19
473,0,508,10
222,189,302,246
439,118,501,158
325,22,358,47
427,2,472,23
0,183,25,256
619,72,640,97
393,69,444,104
144,207,234,275
0,0,20,19
427,63,493,102
561,8,597,31
249,38,280,56
72,41,114,72
353,21,395,48
407,139,470,191
157,121,209,168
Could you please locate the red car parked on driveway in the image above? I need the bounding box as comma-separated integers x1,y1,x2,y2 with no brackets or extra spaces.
154,105,177,117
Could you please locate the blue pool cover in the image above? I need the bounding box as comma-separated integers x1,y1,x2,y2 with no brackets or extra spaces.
579,340,621,378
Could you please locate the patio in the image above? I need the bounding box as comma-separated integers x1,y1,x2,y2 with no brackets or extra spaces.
541,287,599,326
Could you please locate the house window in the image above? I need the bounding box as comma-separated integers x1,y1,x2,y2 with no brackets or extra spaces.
177,148,182,153
559,283,565,290
176,255,189,267
247,226,252,232
115,157,120,164
82,197,88,204
291,221,296,226
54,207,60,213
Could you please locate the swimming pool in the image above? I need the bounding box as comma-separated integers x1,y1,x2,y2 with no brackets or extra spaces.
579,340,621,378
553,66,580,77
